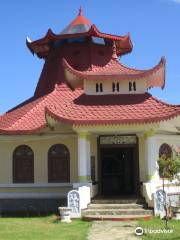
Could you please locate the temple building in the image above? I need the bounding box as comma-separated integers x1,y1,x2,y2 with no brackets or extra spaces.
0,8,180,212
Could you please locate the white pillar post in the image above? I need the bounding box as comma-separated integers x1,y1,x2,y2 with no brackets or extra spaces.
144,130,159,182
77,132,91,183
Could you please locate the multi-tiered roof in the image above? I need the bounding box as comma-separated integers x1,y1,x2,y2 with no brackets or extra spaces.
0,8,179,134
26,7,132,59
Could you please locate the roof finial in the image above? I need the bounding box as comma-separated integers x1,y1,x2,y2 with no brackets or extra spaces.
112,41,118,60
79,6,83,16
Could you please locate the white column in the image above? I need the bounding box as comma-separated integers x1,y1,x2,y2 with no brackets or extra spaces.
77,132,91,182
144,131,159,182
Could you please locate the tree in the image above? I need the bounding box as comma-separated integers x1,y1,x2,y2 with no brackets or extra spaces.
158,148,180,228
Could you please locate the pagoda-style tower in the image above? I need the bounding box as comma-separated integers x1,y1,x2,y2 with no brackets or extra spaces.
26,7,166,99
26,7,133,97
0,7,178,133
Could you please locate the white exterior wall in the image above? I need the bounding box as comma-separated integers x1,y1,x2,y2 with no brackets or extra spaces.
84,78,147,95
143,134,180,207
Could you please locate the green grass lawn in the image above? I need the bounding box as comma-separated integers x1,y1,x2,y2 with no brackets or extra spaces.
138,217,180,240
0,216,92,240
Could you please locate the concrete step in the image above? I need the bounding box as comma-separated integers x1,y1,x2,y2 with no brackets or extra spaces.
88,203,146,209
91,198,145,204
82,214,152,221
82,208,153,216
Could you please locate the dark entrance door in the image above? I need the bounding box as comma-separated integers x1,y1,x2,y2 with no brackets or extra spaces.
101,147,134,196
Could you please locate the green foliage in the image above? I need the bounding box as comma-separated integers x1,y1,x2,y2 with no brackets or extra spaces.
158,149,180,180
138,217,180,240
0,216,92,240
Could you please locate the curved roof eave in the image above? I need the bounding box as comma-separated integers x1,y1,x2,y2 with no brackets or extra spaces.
26,24,132,58
63,57,166,89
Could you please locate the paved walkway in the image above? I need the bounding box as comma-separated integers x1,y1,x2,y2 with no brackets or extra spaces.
87,221,138,240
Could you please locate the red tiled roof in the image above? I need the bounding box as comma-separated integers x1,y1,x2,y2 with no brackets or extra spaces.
0,96,47,134
0,84,179,134
60,7,92,34
63,57,166,89
26,10,132,58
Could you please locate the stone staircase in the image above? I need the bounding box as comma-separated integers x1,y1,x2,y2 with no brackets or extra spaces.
82,197,153,221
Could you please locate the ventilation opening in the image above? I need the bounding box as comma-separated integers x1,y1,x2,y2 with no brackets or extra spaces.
96,83,103,92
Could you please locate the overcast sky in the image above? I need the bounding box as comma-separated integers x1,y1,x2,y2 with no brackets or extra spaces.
0,0,180,113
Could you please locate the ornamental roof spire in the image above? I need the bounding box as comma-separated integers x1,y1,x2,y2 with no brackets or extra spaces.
112,41,118,60
59,6,92,35
79,6,83,16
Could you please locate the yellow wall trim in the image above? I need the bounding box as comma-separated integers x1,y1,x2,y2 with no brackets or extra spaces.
78,176,91,182
146,174,155,181
144,129,156,138
78,132,90,139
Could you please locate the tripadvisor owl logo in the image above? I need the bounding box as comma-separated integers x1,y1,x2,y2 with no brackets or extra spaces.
135,227,144,236
135,227,173,235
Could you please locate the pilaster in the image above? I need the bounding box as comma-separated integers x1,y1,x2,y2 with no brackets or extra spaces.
77,131,91,183
144,130,159,182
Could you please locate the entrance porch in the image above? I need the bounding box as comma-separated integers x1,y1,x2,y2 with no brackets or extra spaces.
75,125,159,203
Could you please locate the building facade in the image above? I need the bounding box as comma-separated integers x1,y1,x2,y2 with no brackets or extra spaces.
0,8,180,212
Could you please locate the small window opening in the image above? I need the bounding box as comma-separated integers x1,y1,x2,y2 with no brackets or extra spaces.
100,83,103,92
116,83,119,92
133,82,136,91
96,83,99,92
96,83,103,92
112,82,115,92
129,82,132,91
112,82,120,92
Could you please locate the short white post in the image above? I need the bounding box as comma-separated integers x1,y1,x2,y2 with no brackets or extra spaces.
58,207,72,223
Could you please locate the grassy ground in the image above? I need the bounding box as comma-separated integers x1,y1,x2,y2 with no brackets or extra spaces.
138,217,180,240
0,215,92,240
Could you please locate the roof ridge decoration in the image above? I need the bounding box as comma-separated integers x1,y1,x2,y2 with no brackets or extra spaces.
79,6,83,16
112,41,118,60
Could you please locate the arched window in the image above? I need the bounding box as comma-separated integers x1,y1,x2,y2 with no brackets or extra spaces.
13,145,34,183
158,143,172,178
129,82,132,91
159,143,172,159
48,144,70,182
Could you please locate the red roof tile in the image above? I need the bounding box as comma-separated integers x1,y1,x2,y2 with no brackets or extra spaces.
26,10,132,58
63,57,166,89
60,7,92,34
0,84,179,134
